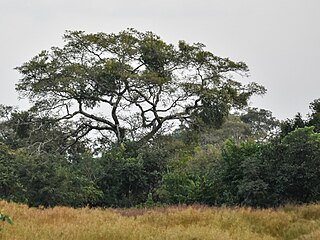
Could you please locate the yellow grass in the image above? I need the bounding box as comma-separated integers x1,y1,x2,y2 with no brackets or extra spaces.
1,201,320,240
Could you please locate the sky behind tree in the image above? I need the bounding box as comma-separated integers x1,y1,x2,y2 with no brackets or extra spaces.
1,0,319,119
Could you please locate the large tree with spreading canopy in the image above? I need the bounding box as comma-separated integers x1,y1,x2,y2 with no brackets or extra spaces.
16,29,265,149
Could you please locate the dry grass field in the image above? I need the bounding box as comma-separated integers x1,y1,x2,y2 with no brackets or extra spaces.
1,201,320,240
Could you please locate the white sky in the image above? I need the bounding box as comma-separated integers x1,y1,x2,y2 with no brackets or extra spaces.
0,0,319,120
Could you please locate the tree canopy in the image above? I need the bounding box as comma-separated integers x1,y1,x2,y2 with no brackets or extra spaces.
16,29,265,148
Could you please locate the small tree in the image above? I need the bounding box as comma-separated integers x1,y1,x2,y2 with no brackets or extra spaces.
307,98,320,132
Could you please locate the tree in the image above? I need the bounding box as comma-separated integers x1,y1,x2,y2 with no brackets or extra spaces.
93,145,148,207
275,127,320,203
0,105,18,148
307,98,320,132
240,107,280,142
16,29,265,149
0,142,25,202
280,98,320,137
0,105,87,154
206,140,263,206
280,113,305,137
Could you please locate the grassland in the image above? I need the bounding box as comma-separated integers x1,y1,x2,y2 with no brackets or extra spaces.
1,201,320,240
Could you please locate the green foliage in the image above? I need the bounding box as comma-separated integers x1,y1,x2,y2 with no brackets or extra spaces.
158,144,220,205
268,127,320,204
143,192,155,207
307,98,320,132
1,103,320,208
0,213,12,224
0,143,26,202
240,107,280,141
0,146,102,207
92,135,194,207
15,29,264,147
196,115,252,146
17,154,103,207
94,145,148,207
206,140,263,206
0,107,87,155
280,113,306,137
280,99,320,137
1,28,320,210
205,126,320,207
0,212,13,231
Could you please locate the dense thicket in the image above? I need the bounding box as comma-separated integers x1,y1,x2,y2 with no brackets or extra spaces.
1,99,319,208
1,30,319,208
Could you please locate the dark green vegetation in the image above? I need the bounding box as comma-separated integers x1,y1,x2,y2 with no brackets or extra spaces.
0,212,13,230
0,29,319,208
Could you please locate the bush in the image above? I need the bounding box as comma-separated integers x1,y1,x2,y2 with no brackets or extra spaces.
206,127,320,207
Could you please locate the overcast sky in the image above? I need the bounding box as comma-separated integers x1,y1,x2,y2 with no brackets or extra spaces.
1,0,319,120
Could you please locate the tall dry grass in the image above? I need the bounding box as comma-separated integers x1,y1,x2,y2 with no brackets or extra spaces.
1,201,320,240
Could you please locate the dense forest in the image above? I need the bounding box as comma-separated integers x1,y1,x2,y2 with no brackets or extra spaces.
0,29,319,208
